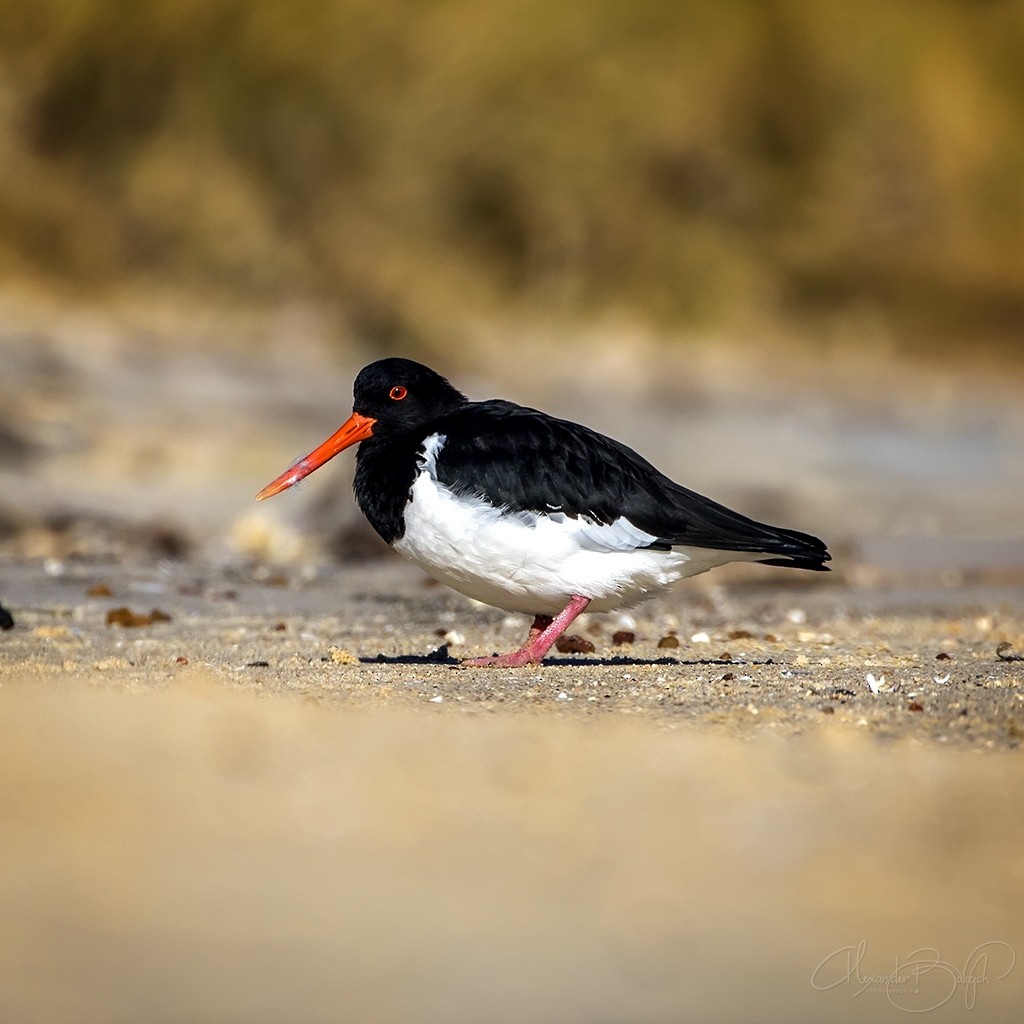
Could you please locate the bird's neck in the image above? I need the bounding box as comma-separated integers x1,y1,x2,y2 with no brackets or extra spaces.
353,435,423,545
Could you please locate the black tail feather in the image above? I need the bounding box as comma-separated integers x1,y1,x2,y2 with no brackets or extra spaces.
751,523,831,572
757,553,831,572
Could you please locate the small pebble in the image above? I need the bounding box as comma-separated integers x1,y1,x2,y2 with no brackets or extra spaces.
32,625,73,639
611,630,635,645
106,607,172,627
175,655,189,665
0,603,14,631
555,634,595,654
93,657,131,671
908,701,924,712
328,646,359,665
657,634,680,649
690,631,710,643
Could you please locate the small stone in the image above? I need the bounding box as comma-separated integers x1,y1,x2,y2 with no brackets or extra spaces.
0,603,14,631
328,646,359,665
657,634,680,649
555,634,595,654
272,622,287,632
611,630,635,645
105,607,171,627
93,657,131,671
690,631,710,643
996,642,1022,662
175,655,189,665
32,625,73,639
908,701,924,712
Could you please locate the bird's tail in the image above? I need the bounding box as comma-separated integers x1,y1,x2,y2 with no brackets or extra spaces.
754,526,831,572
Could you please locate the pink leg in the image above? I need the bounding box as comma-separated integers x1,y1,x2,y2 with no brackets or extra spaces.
462,595,591,667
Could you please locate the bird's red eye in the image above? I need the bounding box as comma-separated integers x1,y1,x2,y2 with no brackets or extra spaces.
389,385,408,401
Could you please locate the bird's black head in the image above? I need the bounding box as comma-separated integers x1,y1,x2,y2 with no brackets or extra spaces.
351,358,467,439
255,358,466,500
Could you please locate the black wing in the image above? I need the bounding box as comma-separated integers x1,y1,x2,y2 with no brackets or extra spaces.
433,400,830,570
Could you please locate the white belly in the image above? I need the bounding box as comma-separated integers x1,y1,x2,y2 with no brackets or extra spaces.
392,468,758,615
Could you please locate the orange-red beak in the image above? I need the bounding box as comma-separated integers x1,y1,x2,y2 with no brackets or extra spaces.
255,412,376,500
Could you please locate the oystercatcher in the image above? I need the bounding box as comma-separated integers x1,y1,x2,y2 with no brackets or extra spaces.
257,358,830,666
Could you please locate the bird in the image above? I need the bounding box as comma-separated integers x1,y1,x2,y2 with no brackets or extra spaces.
256,357,830,667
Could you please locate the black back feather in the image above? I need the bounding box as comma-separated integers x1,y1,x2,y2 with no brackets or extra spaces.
432,401,830,570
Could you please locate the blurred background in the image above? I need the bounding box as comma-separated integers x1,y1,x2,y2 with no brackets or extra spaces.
0,0,1022,565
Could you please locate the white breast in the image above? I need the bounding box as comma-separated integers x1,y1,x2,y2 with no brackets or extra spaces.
392,434,763,615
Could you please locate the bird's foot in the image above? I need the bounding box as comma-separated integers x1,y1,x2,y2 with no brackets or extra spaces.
458,598,590,669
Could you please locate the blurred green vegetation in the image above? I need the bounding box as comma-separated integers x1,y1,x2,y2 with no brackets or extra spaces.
1,0,1023,353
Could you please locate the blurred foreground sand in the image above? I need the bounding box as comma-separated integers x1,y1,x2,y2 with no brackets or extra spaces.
1,676,1021,1024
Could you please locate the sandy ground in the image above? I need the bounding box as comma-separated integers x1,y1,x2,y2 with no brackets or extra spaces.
2,557,1023,744
1,301,1023,1021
